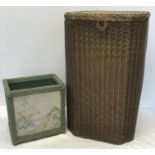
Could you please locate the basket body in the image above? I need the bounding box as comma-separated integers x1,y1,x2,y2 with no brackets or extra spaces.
65,11,150,144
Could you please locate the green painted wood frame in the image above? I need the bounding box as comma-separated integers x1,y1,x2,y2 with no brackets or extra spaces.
3,74,66,145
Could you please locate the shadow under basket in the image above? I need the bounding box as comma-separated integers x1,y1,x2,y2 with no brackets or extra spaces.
65,11,150,144
3,74,65,145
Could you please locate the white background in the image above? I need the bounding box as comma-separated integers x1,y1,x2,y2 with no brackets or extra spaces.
0,6,155,117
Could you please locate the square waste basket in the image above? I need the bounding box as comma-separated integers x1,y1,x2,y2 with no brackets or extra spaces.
3,74,65,145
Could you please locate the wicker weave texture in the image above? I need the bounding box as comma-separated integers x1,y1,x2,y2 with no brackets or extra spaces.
65,11,150,22
65,11,150,144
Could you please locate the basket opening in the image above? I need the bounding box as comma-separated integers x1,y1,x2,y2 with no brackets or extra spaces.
8,77,58,90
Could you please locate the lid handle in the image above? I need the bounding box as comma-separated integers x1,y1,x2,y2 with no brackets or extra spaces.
96,21,108,31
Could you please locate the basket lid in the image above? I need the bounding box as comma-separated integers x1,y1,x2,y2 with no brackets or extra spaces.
64,11,150,22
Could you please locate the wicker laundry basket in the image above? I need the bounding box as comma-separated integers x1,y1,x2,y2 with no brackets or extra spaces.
64,11,150,144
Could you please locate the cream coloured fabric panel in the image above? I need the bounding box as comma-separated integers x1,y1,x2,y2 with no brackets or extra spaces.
13,91,61,136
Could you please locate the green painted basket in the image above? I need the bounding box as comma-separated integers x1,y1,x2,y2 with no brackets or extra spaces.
3,74,65,145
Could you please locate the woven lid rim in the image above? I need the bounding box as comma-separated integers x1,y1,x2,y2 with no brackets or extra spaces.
64,11,150,21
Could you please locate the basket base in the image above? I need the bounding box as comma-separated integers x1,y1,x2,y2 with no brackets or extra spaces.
69,129,134,145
